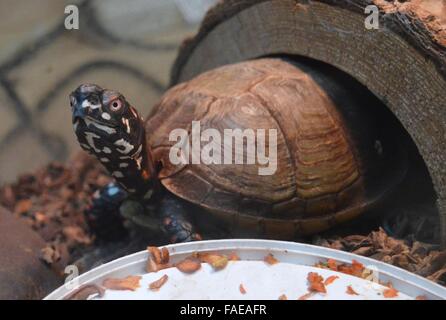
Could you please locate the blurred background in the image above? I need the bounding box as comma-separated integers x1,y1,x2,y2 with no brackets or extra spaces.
0,0,217,184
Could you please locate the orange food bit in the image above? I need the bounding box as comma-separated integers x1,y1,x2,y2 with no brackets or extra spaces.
346,285,359,295
327,259,338,271
298,292,314,300
264,253,279,265
149,274,168,291
383,285,399,298
102,275,141,291
324,275,339,286
307,272,326,294
175,257,201,273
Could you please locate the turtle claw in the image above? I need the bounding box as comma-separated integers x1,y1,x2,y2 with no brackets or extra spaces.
162,216,202,243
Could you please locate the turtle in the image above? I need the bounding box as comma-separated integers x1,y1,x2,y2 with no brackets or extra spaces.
70,58,406,243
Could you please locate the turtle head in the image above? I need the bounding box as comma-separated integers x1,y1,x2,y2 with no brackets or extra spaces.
70,84,153,194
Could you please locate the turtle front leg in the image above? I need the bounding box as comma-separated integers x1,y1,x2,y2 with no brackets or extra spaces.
159,193,202,243
85,182,129,242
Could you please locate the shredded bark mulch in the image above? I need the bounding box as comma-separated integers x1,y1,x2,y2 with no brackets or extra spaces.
313,228,446,286
0,152,110,274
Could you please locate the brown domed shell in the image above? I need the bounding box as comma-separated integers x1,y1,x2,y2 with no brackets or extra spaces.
145,58,405,238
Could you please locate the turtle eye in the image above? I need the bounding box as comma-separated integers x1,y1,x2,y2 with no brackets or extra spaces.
110,99,123,112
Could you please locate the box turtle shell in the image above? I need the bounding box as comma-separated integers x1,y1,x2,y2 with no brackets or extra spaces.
143,58,406,238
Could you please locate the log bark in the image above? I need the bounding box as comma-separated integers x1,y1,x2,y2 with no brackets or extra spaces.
0,207,61,299
170,0,446,246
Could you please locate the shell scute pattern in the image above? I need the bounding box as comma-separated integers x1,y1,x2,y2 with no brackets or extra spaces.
146,59,363,223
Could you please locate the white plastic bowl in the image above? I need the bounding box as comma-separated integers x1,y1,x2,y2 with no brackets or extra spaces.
45,239,446,300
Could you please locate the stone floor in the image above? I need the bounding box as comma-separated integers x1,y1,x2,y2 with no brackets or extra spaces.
0,0,216,184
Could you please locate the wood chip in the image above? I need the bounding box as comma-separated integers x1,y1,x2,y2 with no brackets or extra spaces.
14,199,32,215
278,294,287,300
102,275,141,291
64,284,105,300
40,245,61,264
239,284,246,294
352,246,374,256
149,274,168,291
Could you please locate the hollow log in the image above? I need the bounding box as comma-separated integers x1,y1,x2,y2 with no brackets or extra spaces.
0,206,61,299
170,0,446,246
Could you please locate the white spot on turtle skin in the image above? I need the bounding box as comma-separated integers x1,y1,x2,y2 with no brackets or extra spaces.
80,143,90,150
82,99,101,110
84,132,101,153
130,107,138,118
122,118,130,134
136,156,142,170
100,157,109,163
118,144,142,159
84,133,112,155
119,163,129,168
84,118,116,134
127,188,136,193
101,112,111,120
112,171,124,178
114,138,134,154
134,144,142,157
73,120,79,132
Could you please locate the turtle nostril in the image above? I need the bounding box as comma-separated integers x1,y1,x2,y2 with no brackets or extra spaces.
89,96,100,105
